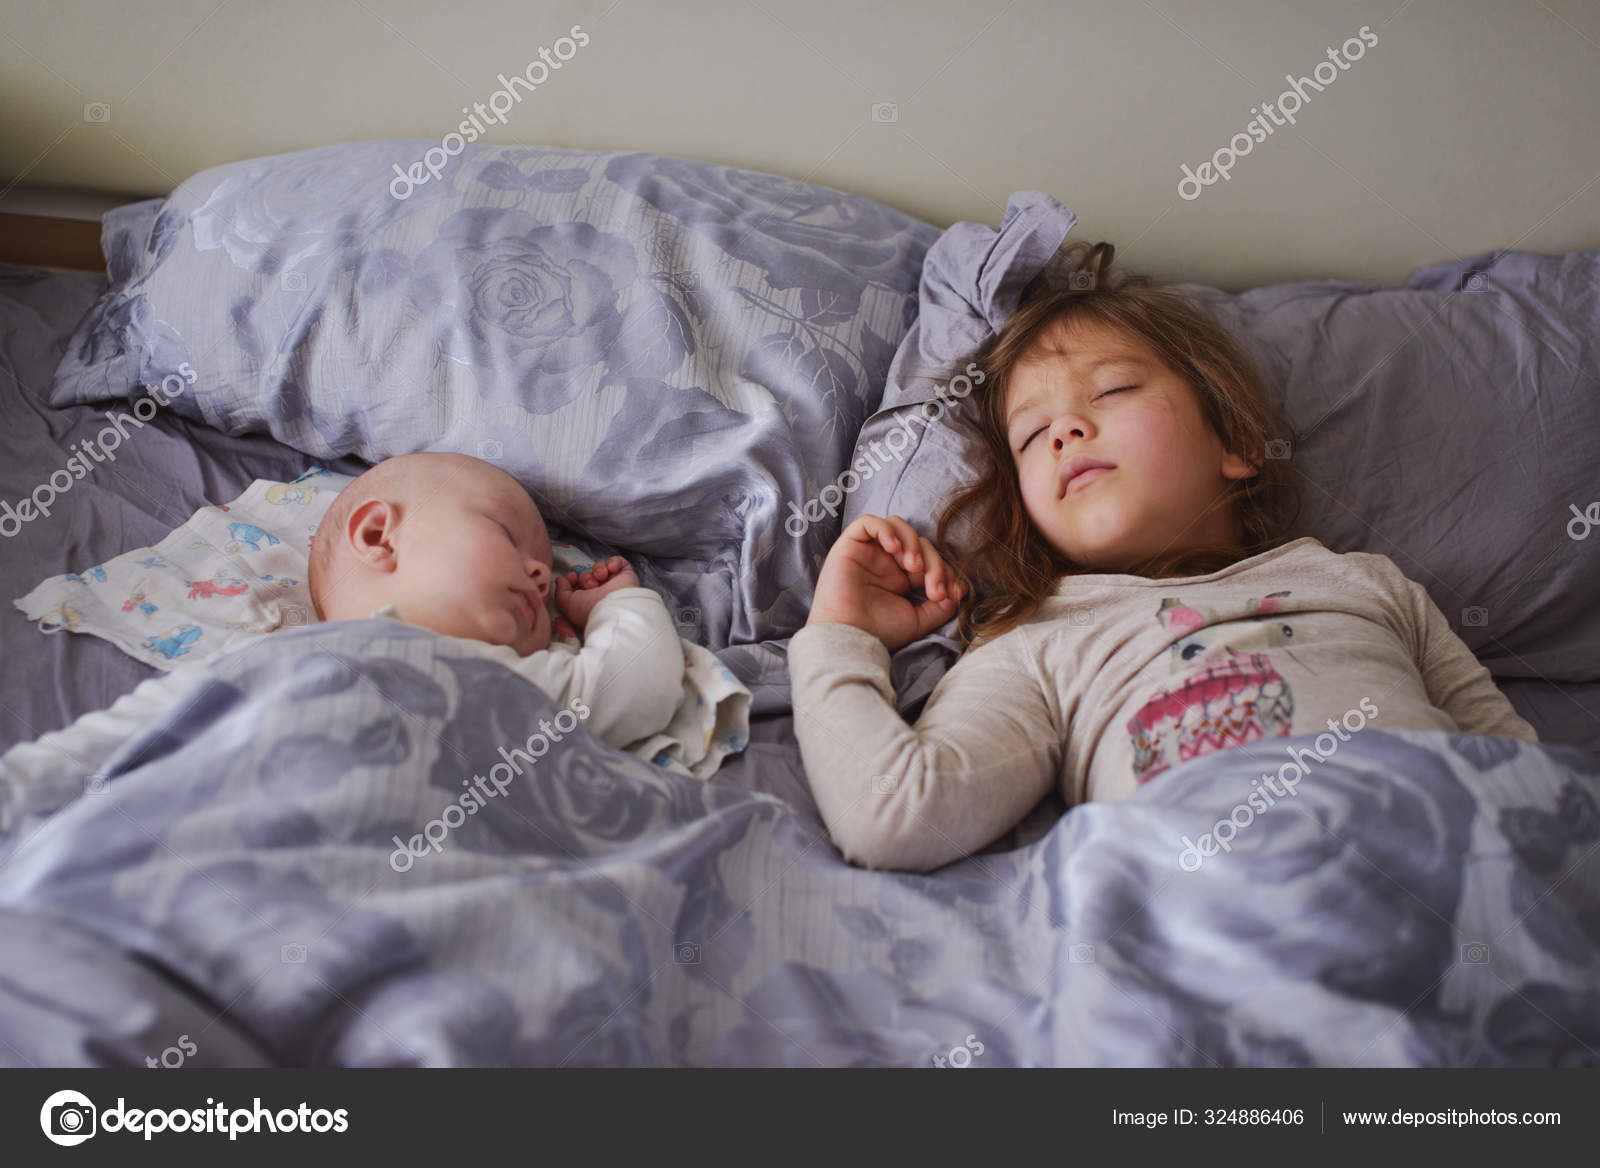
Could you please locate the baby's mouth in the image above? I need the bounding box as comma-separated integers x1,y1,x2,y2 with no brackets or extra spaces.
512,589,537,626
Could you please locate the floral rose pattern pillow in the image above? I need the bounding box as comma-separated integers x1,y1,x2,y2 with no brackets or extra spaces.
51,141,942,711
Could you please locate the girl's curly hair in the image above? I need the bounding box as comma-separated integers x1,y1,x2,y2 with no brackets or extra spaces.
934,239,1304,650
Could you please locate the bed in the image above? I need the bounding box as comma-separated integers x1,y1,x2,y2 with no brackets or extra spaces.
1,142,1597,1067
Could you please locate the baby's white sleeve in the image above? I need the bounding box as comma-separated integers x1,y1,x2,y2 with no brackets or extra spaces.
0,665,208,834
508,587,685,749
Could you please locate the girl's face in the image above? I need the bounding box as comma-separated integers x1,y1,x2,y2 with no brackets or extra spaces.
1003,315,1257,573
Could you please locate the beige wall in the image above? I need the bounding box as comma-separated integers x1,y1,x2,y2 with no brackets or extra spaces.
2,0,1595,289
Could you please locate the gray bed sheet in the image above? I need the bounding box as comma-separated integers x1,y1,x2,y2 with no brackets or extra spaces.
3,261,1598,759
0,262,370,755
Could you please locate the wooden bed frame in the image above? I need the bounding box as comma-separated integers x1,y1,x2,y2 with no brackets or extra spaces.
0,212,106,274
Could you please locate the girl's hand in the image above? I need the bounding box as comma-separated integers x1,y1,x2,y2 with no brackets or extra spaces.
555,556,640,631
807,514,965,652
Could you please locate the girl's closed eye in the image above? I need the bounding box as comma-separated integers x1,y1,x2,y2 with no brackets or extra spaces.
1018,386,1138,450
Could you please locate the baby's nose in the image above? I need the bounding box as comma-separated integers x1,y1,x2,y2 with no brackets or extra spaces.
528,560,551,595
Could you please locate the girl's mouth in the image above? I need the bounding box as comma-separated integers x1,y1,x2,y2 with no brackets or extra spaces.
1064,466,1112,494
1059,457,1117,497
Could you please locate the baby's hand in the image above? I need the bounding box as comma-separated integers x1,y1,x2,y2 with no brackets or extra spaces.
555,556,640,631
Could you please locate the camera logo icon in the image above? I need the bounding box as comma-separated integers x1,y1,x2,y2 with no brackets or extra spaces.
280,942,307,963
1460,941,1490,964
82,102,111,123
871,774,897,795
870,102,898,123
1462,606,1489,628
1068,605,1094,627
280,271,307,292
40,1090,97,1146
674,941,701,964
477,438,503,461
1069,942,1096,964
1067,270,1096,291
281,604,307,627
1265,438,1293,459
85,771,109,795
1460,270,1491,293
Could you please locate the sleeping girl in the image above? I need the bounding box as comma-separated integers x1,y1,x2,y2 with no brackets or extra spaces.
787,240,1538,873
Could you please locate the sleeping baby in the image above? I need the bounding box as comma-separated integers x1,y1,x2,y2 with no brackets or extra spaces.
305,450,686,748
0,452,695,822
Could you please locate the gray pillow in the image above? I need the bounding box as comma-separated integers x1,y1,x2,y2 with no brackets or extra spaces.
846,191,1600,690
47,141,940,677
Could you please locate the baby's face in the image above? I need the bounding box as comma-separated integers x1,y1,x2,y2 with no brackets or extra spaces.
387,464,555,655
1003,316,1256,572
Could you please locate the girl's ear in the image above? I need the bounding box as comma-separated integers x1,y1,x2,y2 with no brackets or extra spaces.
1221,448,1259,481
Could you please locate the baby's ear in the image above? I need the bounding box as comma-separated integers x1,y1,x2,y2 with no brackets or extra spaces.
348,499,400,568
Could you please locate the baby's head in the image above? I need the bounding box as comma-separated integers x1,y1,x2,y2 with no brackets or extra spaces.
938,240,1302,645
307,452,555,655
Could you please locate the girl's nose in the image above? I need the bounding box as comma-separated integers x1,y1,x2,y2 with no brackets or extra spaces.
1051,414,1093,449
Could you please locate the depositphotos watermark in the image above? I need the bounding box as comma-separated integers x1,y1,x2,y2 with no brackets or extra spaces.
1,364,197,538
1178,25,1378,201
786,363,986,536
389,697,590,871
1177,697,1379,871
931,1033,985,1068
390,25,590,199
39,1089,348,1145
145,1033,197,1069
1568,502,1599,540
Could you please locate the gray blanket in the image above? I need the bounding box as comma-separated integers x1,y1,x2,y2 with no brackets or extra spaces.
2,620,1596,1066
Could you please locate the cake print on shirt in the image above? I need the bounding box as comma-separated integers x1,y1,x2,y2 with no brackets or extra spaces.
1126,591,1297,783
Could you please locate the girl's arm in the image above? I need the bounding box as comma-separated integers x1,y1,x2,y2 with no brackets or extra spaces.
789,621,1061,872
789,515,1061,872
1401,577,1540,742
